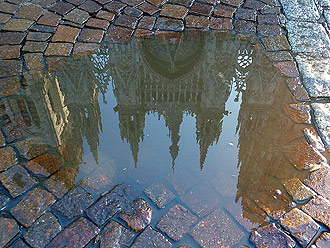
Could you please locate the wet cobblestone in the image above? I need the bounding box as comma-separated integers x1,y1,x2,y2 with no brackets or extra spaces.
26,153,64,177
314,232,330,248
304,165,330,201
131,226,172,248
301,195,330,229
283,177,315,202
0,217,20,248
0,146,16,172
144,183,175,208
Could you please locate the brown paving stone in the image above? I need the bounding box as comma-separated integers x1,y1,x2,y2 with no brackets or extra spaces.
131,226,172,248
104,25,133,43
314,232,330,248
7,239,29,248
47,217,99,248
214,4,236,18
121,0,144,6
24,53,44,70
86,183,136,226
2,18,34,32
49,1,75,15
284,140,324,170
265,51,293,61
0,60,22,78
0,132,4,145
250,223,296,248
22,41,48,53
190,2,213,16
134,28,154,38
104,1,127,14
78,28,104,43
0,13,12,24
186,15,209,28
14,138,49,160
115,14,139,29
2,115,35,143
123,6,143,17
118,198,152,232
144,183,175,208
138,2,161,15
52,25,81,43
15,4,43,21
304,165,330,201
0,165,37,198
273,61,300,78
0,76,20,98
10,188,56,227
243,0,266,10
258,24,281,36
79,0,102,13
221,0,243,7
53,186,94,218
138,15,156,30
37,12,61,27
258,13,279,25
73,42,100,57
96,10,115,21
280,208,320,247
27,32,52,42
0,2,19,14
0,217,20,248
26,154,64,177
45,166,75,198
46,56,69,71
0,45,20,60
169,0,193,7
23,212,62,248
30,24,57,33
286,77,310,101
236,7,256,21
0,32,25,45
283,178,315,202
67,0,87,5
181,183,219,217
261,35,291,51
210,17,233,30
283,103,311,124
157,204,197,241
149,0,166,6
155,17,184,31
45,43,73,56
99,220,134,248
304,127,325,152
31,0,57,8
64,8,90,24
190,209,244,247
160,4,188,19
234,19,256,32
301,195,330,229
86,18,109,30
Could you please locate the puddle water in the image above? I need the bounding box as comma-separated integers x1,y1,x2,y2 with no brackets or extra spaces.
1,31,315,247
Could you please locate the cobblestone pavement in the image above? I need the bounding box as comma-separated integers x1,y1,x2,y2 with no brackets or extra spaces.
0,0,330,247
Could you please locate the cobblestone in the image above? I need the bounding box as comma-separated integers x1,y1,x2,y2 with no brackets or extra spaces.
63,8,90,24
286,77,310,101
131,226,172,248
304,165,330,200
155,17,184,31
261,35,291,51
14,138,50,160
0,60,22,78
0,45,21,60
210,17,233,30
314,232,330,248
0,217,20,248
0,146,16,172
15,4,43,21
186,15,210,28
23,41,48,53
0,32,26,45
144,183,175,208
236,8,257,21
8,239,29,248
279,0,320,22
160,4,188,19
0,77,20,98
283,103,311,124
78,28,104,43
115,14,139,29
283,177,315,202
26,153,64,177
190,2,213,16
0,192,9,210
312,103,330,150
37,12,61,27
52,25,81,43
45,167,76,198
104,25,134,43
301,195,330,229
85,18,109,30
304,127,325,152
27,32,52,42
2,18,34,32
45,43,73,56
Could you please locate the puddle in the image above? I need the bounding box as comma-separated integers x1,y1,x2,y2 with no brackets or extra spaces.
0,31,321,247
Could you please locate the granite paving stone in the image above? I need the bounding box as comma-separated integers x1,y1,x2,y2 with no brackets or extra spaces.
0,13,12,24
181,183,219,217
0,76,20,97
284,140,325,170
234,19,256,33
47,217,99,248
53,186,94,218
258,14,279,25
23,212,62,248
156,204,197,241
138,2,161,15
104,25,134,43
150,0,167,6
190,2,213,16
210,17,233,30
283,103,311,124
279,0,320,22
66,0,87,5
311,103,330,149
0,192,9,210
0,44,21,59
190,209,244,247
52,25,81,43
37,12,62,27
45,43,73,56
144,183,175,208
49,1,75,15
257,24,281,36
73,42,101,57
2,115,36,143
7,239,29,248
243,0,266,10
10,188,55,227
85,18,109,30
155,17,184,31
280,208,319,247
98,220,134,248
0,2,19,14
78,28,104,43
186,15,210,28
160,4,188,19
0,132,4,145
250,223,296,248
0,146,16,171
236,8,257,21
118,198,152,232
303,126,325,152
104,1,127,13
138,15,156,30
314,232,330,248
286,77,310,101
64,8,90,24
79,0,102,13
22,41,48,53
221,0,244,7
14,138,50,160
86,183,136,226
2,18,34,32
27,32,52,42
304,165,330,201
47,56,69,71
121,0,144,6
261,5,281,14
123,6,143,17
214,4,236,18
0,32,26,45
283,178,315,202
24,53,44,70
301,195,330,229
26,153,65,177
261,35,291,51
115,14,139,29
45,167,76,198
15,4,44,21
0,165,37,198
134,28,154,38
32,0,57,8
131,226,172,248
0,217,20,248
30,24,57,33
96,10,115,21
